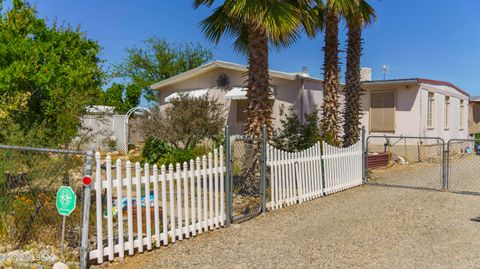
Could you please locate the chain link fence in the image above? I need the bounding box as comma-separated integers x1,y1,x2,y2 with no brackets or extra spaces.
0,145,87,264
230,138,262,222
446,139,479,194
366,136,445,190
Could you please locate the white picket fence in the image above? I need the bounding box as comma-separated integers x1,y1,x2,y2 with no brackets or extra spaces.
322,141,363,194
267,141,363,209
90,147,225,263
90,141,363,263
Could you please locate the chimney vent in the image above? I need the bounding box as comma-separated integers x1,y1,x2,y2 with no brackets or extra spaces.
300,66,309,77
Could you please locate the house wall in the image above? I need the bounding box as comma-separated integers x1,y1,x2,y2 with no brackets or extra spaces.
468,102,480,135
420,84,469,141
360,84,422,138
156,68,323,135
361,83,469,146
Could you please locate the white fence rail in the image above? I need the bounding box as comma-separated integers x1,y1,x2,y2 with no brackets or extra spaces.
90,140,364,264
267,141,363,210
90,147,225,262
323,141,363,195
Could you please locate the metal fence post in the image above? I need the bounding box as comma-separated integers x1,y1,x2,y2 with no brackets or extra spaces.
361,126,366,183
260,125,267,214
443,140,449,191
80,150,93,269
224,126,231,227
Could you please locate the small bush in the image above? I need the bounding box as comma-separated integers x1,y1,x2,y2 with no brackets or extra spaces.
139,94,225,150
159,148,197,166
142,137,214,166
272,105,322,152
142,137,172,164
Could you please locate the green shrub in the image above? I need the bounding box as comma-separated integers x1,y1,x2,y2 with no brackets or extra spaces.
272,105,322,152
142,137,172,164
159,148,197,166
142,137,214,167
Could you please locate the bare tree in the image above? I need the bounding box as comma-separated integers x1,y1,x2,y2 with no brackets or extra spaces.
139,94,225,149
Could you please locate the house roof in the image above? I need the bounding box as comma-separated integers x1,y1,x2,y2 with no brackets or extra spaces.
470,96,480,103
150,60,322,90
362,78,470,97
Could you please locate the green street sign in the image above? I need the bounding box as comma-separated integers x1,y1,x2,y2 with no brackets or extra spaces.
56,186,76,216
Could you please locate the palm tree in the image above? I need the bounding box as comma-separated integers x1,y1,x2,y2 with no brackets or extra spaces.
319,0,353,146
194,0,315,139
342,0,375,147
194,0,315,194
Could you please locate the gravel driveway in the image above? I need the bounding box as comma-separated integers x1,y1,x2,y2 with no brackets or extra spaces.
107,185,480,269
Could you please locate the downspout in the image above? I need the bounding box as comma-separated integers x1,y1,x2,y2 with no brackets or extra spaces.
300,78,305,123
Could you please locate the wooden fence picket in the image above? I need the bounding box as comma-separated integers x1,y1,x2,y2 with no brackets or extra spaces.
94,152,103,263
144,163,152,250
183,162,190,238
116,159,124,257
153,165,160,248
161,165,168,246
89,141,361,262
106,156,114,261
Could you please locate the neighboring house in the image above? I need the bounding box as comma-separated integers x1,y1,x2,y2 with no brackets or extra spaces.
468,96,480,136
360,78,470,143
150,60,328,134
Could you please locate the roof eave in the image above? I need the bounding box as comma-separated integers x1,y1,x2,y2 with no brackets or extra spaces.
361,79,419,87
150,60,315,91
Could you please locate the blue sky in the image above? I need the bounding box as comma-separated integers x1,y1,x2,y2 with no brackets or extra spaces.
27,0,480,95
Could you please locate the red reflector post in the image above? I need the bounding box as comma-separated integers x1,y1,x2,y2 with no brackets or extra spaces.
82,175,92,186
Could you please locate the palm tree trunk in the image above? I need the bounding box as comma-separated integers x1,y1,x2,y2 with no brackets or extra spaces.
343,22,363,147
321,9,341,146
245,26,273,138
237,25,272,195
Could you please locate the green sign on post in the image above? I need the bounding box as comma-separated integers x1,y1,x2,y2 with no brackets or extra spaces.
56,186,76,216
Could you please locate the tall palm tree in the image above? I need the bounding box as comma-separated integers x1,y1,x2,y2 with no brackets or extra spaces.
194,0,315,139
319,0,353,146
194,0,315,194
342,0,375,147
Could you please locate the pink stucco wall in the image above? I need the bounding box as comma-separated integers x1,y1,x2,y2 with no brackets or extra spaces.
360,83,469,142
156,68,325,134
154,68,469,141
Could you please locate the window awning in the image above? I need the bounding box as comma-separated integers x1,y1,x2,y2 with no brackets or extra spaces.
164,89,209,102
225,87,275,100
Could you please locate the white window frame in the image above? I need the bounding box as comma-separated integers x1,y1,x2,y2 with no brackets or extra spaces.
444,96,450,130
427,92,435,129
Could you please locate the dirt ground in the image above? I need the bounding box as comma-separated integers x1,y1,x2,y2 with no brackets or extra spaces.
105,185,480,269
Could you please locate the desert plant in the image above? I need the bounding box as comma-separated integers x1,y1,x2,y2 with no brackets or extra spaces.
141,137,172,164
272,105,322,151
139,94,225,150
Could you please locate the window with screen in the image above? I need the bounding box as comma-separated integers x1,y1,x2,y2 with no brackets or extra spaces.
370,91,395,132
444,96,450,129
427,92,435,128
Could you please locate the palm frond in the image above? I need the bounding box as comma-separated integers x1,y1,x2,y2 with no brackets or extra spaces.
192,0,216,9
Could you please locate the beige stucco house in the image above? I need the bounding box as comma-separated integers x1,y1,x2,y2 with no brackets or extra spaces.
360,78,470,142
150,60,470,142
150,60,327,134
